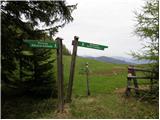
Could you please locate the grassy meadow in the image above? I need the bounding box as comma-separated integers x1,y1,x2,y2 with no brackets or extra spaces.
2,55,159,119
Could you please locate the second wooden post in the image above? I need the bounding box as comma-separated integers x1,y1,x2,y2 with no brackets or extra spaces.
86,62,90,96
56,37,64,112
66,36,79,103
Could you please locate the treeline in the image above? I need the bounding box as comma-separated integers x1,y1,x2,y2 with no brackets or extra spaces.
132,0,159,101
1,1,76,97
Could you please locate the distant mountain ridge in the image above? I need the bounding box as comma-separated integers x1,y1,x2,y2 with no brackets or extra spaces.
81,56,149,64
112,56,150,64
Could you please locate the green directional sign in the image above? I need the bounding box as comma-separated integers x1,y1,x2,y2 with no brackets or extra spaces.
23,40,58,49
78,41,108,50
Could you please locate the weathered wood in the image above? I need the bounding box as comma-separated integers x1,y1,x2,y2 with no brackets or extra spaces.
127,76,156,79
127,66,139,95
133,78,139,95
128,67,158,73
56,37,64,112
125,78,131,96
126,65,158,96
66,36,79,103
86,63,90,96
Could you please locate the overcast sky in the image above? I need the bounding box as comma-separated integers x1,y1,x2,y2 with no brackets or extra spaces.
55,0,145,58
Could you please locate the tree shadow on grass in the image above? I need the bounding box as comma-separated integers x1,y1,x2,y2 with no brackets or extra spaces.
2,91,57,119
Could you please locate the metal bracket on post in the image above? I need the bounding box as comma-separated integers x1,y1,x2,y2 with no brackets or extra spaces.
56,37,64,113
66,36,79,103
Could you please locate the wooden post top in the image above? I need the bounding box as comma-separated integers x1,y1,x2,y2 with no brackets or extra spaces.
72,36,79,45
74,36,79,40
128,65,135,75
56,37,63,40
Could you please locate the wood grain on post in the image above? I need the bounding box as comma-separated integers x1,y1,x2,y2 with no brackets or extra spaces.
56,37,64,112
126,66,133,96
66,36,79,103
126,77,131,96
126,65,139,96
86,65,90,96
132,66,139,95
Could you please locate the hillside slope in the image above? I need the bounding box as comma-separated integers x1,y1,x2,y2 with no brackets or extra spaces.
63,56,158,118
82,56,150,64
63,56,131,95
83,56,132,64
2,55,158,119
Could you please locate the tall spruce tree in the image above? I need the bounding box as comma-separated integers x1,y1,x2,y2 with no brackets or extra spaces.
1,1,77,96
15,35,57,97
30,48,57,97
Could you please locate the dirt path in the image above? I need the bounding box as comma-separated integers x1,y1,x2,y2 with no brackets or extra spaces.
91,67,126,76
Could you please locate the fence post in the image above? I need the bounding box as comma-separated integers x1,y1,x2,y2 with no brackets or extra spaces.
132,66,139,95
56,37,64,112
125,66,132,96
66,36,79,103
86,63,90,96
125,77,131,96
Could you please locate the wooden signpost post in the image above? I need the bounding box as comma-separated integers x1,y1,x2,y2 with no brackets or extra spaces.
56,38,64,113
66,36,108,102
85,62,90,96
23,38,64,113
66,36,79,102
78,63,91,96
24,36,108,109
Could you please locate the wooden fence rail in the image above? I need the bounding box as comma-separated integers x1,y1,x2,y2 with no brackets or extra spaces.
127,76,157,79
125,66,158,96
128,67,158,73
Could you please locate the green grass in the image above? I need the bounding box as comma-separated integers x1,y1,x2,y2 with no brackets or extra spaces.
63,56,128,95
2,96,57,119
2,55,159,119
70,94,158,119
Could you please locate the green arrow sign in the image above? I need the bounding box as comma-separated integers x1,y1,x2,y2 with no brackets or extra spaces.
23,40,58,49
78,41,108,50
